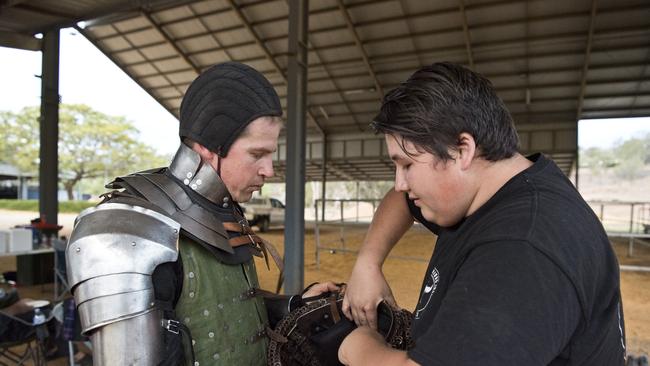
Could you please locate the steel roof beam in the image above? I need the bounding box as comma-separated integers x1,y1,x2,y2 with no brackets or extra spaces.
93,25,154,41
172,24,248,42
458,0,474,69
182,4,241,72
155,71,650,102
303,59,650,87
251,0,549,29
98,23,185,114
10,0,195,35
226,0,324,135
123,54,181,67
336,0,383,98
183,40,258,58
576,0,597,120
314,92,650,119
197,29,649,75
260,2,648,44
395,0,425,67
141,11,200,75
263,26,650,73
153,6,233,28
109,39,168,54
77,25,179,119
0,30,41,51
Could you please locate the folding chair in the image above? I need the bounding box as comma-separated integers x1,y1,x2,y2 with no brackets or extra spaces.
52,238,70,301
0,309,51,366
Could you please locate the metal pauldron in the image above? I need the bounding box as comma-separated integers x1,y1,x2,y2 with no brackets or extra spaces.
66,203,180,335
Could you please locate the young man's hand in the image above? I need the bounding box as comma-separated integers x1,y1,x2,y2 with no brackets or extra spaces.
342,260,396,329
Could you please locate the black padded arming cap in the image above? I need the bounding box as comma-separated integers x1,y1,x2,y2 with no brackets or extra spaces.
179,62,282,157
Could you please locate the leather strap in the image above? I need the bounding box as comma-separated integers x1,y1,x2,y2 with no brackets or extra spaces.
222,221,284,274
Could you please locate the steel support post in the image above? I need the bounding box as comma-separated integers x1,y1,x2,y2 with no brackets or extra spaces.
284,0,309,294
39,30,60,226
321,136,327,222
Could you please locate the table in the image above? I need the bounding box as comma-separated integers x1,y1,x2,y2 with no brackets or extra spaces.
0,247,68,300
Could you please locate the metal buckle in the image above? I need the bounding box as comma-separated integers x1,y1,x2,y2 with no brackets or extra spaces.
163,319,180,335
247,233,257,246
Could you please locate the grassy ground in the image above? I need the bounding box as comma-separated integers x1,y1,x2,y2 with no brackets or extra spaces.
0,200,95,214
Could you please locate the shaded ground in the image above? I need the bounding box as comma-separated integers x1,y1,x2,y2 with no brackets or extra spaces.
1,214,648,363
256,224,650,356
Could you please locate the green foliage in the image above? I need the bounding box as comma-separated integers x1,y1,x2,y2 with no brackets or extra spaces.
580,132,650,180
0,104,169,198
0,199,95,213
611,134,649,180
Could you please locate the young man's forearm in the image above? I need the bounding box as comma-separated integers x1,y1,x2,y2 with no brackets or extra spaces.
357,188,414,266
339,327,420,366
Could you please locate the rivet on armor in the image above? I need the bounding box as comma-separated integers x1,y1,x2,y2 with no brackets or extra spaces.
131,241,136,246
150,302,154,307
222,203,229,208
203,309,209,316
75,247,80,252
194,362,199,366
189,292,195,298
223,197,230,203
191,183,197,190
173,229,178,233
192,339,196,346
232,297,237,302
183,178,190,185
188,272,195,278
213,353,220,360
196,179,202,185
208,332,215,338
218,303,224,309
186,172,193,179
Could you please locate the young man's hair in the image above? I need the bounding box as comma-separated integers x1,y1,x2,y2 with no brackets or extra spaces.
371,62,519,162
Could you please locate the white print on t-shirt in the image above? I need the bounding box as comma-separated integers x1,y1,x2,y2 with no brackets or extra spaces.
415,267,440,319
618,301,626,358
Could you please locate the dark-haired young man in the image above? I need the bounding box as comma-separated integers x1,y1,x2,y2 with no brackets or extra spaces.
339,62,626,365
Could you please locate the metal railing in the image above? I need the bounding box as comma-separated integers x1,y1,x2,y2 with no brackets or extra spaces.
311,199,650,268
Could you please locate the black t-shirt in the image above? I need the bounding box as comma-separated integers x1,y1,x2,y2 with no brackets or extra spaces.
406,154,626,366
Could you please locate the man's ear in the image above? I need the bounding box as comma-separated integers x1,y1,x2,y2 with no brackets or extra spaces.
192,142,217,163
456,132,477,170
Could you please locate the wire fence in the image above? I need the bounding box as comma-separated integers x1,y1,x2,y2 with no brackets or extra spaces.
312,199,650,268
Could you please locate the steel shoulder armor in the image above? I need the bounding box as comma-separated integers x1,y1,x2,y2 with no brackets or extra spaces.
66,202,181,365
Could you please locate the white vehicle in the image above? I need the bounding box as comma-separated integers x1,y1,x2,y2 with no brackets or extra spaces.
241,197,285,232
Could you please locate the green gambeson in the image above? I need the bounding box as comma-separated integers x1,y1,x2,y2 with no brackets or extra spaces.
175,236,268,365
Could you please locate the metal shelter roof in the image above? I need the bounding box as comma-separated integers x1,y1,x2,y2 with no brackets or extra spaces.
2,0,649,181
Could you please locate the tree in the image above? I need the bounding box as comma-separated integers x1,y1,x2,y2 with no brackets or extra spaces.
611,135,649,180
579,146,618,176
0,104,169,200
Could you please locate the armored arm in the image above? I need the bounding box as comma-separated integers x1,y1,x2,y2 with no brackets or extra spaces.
66,203,181,366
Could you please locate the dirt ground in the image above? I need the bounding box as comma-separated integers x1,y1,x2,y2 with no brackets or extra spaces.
1,215,649,362
254,224,650,356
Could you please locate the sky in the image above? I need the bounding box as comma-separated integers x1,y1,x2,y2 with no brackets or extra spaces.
0,28,179,155
1,27,649,155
